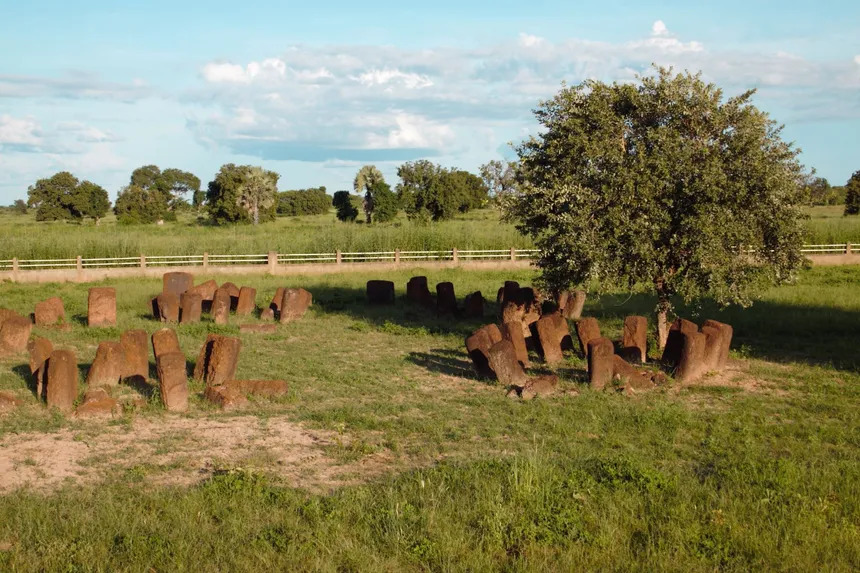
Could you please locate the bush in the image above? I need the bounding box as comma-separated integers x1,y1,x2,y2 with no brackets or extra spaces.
277,187,330,216
333,190,360,222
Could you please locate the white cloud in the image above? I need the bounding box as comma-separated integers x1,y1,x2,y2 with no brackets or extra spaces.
355,68,433,89
652,20,669,37
518,33,546,48
364,113,454,149
854,55,860,65
0,115,41,146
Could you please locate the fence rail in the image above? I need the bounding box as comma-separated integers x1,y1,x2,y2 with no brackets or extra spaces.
0,244,855,273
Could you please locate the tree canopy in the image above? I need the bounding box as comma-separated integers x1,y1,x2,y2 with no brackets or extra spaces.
114,184,168,224
27,171,110,223
396,160,488,222
332,190,360,222
206,164,278,225
353,165,387,223
844,171,860,216
277,187,330,216
480,159,517,200
507,67,806,346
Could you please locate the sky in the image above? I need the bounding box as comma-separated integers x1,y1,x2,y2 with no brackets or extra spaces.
1,0,858,203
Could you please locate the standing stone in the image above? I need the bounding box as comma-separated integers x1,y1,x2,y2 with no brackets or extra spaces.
465,328,495,378
260,308,275,321
34,297,65,326
587,337,615,391
88,287,116,327
162,272,194,297
156,292,180,323
27,337,53,399
575,317,602,358
189,279,218,302
193,334,218,382
487,339,529,387
662,318,699,369
702,320,733,370
559,290,587,320
501,321,530,367
205,336,241,388
121,329,149,381
436,282,457,315
236,287,257,316
270,287,285,313
484,323,503,345
156,352,189,412
46,349,78,413
676,331,707,383
406,277,433,306
0,314,32,354
280,288,312,323
86,341,124,387
463,291,485,318
700,325,724,372
180,292,203,324
212,287,232,325
220,282,241,309
498,281,520,305
622,315,648,363
367,280,395,304
151,328,181,360
535,313,566,365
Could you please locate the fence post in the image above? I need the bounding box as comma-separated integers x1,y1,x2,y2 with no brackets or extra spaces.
203,252,209,270
336,249,342,265
140,254,146,269
847,243,853,255
76,255,83,272
510,247,516,261
395,249,400,264
452,248,459,264
267,251,278,274
11,257,18,281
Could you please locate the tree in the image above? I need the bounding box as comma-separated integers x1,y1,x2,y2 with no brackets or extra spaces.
844,171,860,215
206,164,278,225
368,180,398,223
396,161,488,221
129,165,200,212
114,184,168,224
508,67,806,348
353,165,385,223
277,187,330,216
11,199,27,215
332,190,360,222
480,159,517,199
26,172,110,223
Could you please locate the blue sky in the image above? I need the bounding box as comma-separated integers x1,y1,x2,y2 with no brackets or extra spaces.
1,0,858,202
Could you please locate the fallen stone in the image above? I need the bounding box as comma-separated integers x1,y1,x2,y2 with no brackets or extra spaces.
156,351,189,412
236,286,257,316
622,315,648,363
280,288,312,323
406,276,433,306
501,321,530,367
260,308,275,321
0,314,32,355
75,387,121,418
86,341,124,387
156,292,180,323
576,317,601,358
676,331,707,383
367,280,395,304
436,282,457,315
612,355,656,391
189,279,218,302
87,287,116,327
162,272,194,297
46,349,78,413
151,328,181,360
702,319,733,370
180,292,203,324
27,337,53,399
662,318,699,369
465,327,495,378
239,324,278,334
587,337,614,390
120,329,149,381
463,291,485,318
488,339,528,387
212,287,232,325
204,384,248,410
33,297,65,326
520,374,559,400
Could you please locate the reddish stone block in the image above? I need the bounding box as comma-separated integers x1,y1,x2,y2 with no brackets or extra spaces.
535,313,566,365
27,336,53,399
622,315,648,363
236,287,257,316
702,319,733,370
280,288,312,323
465,327,495,378
156,292,180,323
576,317,601,358
662,318,698,369
407,277,433,306
488,339,528,387
193,334,218,382
87,287,116,327
34,297,65,326
611,355,655,391
700,325,723,372
163,272,194,297
239,324,278,334
180,292,202,324
501,321,530,367
0,314,32,355
75,387,121,418
205,335,241,388
270,287,285,312
367,280,395,304
156,351,189,412
463,291,484,318
189,279,218,302
151,328,181,360
676,331,707,383
46,349,78,413
587,337,614,390
86,341,124,387
558,290,586,320
212,287,231,325
520,374,558,400
436,282,457,315
120,329,149,381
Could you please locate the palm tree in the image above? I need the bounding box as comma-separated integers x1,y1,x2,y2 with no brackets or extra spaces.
238,166,276,224
353,165,384,224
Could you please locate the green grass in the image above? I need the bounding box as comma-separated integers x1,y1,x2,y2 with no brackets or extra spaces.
2,206,857,260
0,266,858,570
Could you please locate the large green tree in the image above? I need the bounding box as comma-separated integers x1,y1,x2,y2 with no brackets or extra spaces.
27,172,110,223
277,187,330,216
332,190,360,222
206,164,278,225
367,180,399,223
844,171,860,216
114,184,168,224
353,165,386,223
129,165,201,212
508,67,806,347
396,160,488,221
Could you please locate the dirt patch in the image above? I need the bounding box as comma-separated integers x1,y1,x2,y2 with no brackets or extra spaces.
0,415,397,494
669,359,792,406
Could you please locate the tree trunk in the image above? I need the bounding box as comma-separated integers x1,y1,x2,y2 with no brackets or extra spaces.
253,200,259,225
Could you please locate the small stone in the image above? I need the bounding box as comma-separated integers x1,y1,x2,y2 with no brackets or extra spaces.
86,341,124,387
260,307,275,321
576,317,601,358
156,292,180,323
0,314,32,355
204,384,247,410
611,355,655,390
436,282,457,315
212,287,231,325
622,315,648,363
280,288,312,323
520,374,558,400
27,337,53,399
235,287,257,316
87,287,116,327
587,337,614,390
220,282,241,307
34,297,65,326
151,328,181,360
462,291,484,318
75,387,121,418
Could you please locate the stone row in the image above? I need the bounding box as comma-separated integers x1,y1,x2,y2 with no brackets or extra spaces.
368,277,484,318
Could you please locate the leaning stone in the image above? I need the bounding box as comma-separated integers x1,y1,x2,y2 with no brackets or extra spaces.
576,317,602,358
86,341,124,387
151,328,181,359
156,352,189,412
501,321,530,367
205,336,241,388
193,334,218,382
406,277,433,306
236,287,257,316
270,287,285,313
28,337,53,399
220,282,241,299
463,291,484,318
535,313,566,365
239,324,278,334
520,374,559,400
676,331,707,383
189,279,218,302
120,329,149,381
156,292,180,323
436,282,457,315
484,324,502,345
465,328,495,378
46,349,78,413
87,287,116,327
34,297,65,326
702,319,733,370
212,287,232,325
559,290,587,320
0,314,32,355
75,387,121,418
662,318,699,369
587,337,614,390
162,272,194,297
622,315,648,363
204,384,247,411
488,339,528,387
280,288,312,323
700,325,724,372
180,292,203,324
367,280,395,304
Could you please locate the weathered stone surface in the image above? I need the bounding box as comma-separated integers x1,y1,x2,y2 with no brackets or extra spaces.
535,313,566,365
151,328,181,359
700,325,723,372
587,337,614,390
46,349,78,413
34,297,65,326
280,288,312,323
204,384,248,410
520,374,559,400
156,292,180,323
367,280,395,304
205,336,241,388
260,307,275,321
120,329,149,381
465,328,495,378
576,317,602,358
676,331,707,383
86,341,124,387
0,309,20,326
463,291,484,318
488,339,528,387
622,315,648,363
156,351,189,412
236,287,257,316
270,287,285,312
220,282,241,299
28,337,53,398
501,321,530,367
193,334,218,382
189,279,218,302
436,282,457,315
0,314,32,354
87,287,116,327
406,276,433,306
661,318,698,369
0,391,22,411
485,324,502,345
212,287,232,325
163,272,194,297
501,294,542,339
558,290,587,320
612,355,655,390
239,324,278,334
180,292,202,324
75,387,121,418
702,319,733,370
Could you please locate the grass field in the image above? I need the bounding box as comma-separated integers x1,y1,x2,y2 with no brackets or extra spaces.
0,265,858,570
1,206,858,260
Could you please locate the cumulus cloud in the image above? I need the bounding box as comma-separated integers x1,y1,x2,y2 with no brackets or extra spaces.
0,115,42,148
652,20,669,37
0,115,122,155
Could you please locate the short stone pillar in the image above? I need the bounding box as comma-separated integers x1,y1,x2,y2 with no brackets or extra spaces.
140,254,146,269
394,249,401,263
